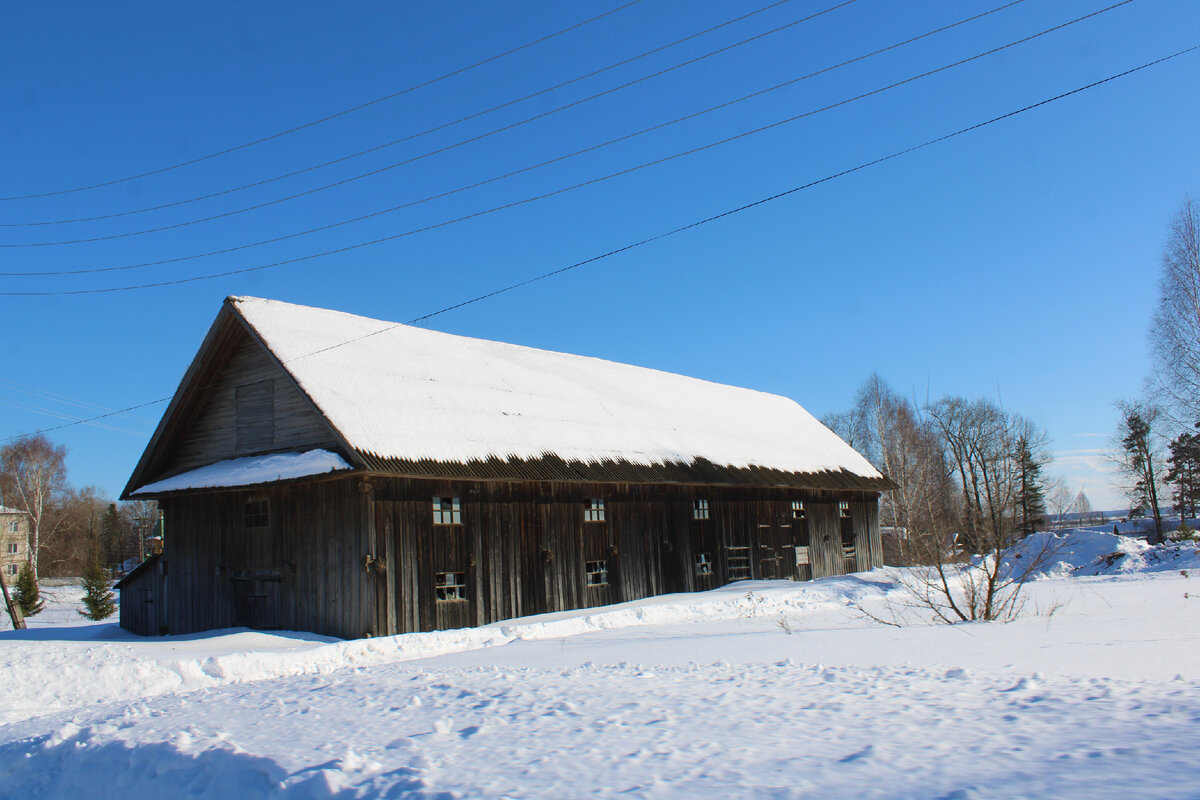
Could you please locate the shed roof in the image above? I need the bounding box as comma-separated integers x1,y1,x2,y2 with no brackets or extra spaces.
218,297,886,490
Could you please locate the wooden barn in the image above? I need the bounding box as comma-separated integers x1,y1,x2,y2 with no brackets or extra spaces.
119,296,892,638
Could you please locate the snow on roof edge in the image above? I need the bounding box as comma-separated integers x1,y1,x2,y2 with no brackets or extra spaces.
131,449,352,496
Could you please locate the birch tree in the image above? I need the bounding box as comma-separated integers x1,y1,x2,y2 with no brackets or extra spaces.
1149,197,1200,425
0,434,68,578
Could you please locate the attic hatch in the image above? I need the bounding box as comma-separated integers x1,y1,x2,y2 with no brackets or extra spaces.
236,380,275,451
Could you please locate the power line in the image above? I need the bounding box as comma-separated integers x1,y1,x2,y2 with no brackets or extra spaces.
0,0,649,202
0,0,811,229
3,0,1018,271
0,381,159,424
1,0,1137,288
2,0,863,246
0,401,148,437
3,398,171,442
407,48,1200,323
4,41,1196,442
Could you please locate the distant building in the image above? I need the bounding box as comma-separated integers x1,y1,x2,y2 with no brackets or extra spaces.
0,505,31,580
119,297,893,638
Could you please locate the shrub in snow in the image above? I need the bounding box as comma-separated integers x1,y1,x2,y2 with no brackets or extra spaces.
79,556,116,621
1169,522,1198,542
13,563,43,617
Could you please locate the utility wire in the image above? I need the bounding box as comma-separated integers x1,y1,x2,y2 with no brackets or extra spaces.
2,0,1012,267
2,0,863,246
1,0,1137,285
407,49,1200,322
0,401,147,437
0,381,158,424
5,40,1196,443
0,0,649,202
2,399,165,441
0,0,813,228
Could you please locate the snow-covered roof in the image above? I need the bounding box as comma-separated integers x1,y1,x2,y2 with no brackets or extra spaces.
131,450,352,496
0,505,28,516
226,297,883,487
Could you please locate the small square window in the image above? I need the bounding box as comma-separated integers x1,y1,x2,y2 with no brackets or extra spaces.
5,542,17,555
693,499,710,520
585,560,608,586
838,501,851,519
4,564,15,576
7,521,17,533
695,552,713,575
583,499,605,523
435,571,467,601
244,499,269,528
792,500,806,519
433,497,462,525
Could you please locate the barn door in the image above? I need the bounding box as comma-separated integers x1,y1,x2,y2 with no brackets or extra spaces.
231,568,282,629
689,498,718,593
722,501,754,583
429,496,476,632
838,501,858,574
791,501,813,582
756,518,784,580
754,500,794,581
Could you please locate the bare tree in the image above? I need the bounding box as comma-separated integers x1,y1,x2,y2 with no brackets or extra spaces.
1149,197,1200,426
120,499,159,563
833,375,954,553
0,434,68,578
830,379,1060,622
1045,474,1073,528
40,486,110,577
911,398,1056,621
1071,489,1094,525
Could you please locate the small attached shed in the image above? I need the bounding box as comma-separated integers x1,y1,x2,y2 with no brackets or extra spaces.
120,296,892,638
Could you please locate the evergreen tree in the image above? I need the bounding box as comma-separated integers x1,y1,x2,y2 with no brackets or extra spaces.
13,562,43,617
1117,405,1165,544
1015,436,1046,536
79,553,115,621
1165,424,1200,522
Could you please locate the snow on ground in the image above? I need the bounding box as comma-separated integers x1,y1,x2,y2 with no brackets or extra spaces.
1,531,1198,799
0,579,90,631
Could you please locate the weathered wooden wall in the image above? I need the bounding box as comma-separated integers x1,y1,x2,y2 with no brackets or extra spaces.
166,333,338,475
115,555,167,636
154,477,373,639
368,478,883,636
132,476,882,638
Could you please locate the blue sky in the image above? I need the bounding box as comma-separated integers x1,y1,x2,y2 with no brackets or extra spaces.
1,0,1197,509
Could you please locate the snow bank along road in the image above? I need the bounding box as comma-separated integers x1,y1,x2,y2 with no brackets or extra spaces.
0,531,1197,799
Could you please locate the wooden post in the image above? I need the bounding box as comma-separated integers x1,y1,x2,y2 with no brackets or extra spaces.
0,570,26,630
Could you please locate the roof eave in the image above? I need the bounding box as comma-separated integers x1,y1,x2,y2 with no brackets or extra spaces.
122,297,368,499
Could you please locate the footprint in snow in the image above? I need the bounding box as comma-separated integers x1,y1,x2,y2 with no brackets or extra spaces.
838,744,873,763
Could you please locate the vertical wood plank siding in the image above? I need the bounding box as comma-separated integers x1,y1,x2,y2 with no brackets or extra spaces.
143,478,883,638
166,333,337,476
155,478,372,639
115,557,167,636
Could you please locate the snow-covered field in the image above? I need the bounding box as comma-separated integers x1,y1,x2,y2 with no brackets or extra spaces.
1,530,1197,799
